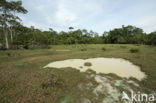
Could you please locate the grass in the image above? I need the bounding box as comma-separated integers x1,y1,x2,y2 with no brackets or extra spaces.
0,44,156,103
120,45,127,48
40,67,98,103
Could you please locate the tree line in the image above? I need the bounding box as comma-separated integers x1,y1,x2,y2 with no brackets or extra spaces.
0,0,156,50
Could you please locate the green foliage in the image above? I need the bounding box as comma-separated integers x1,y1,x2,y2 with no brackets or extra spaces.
29,45,51,49
147,31,156,45
0,43,5,50
23,44,29,49
118,36,126,44
84,62,92,66
0,0,156,50
129,48,139,53
1,24,156,50
79,66,83,68
0,0,28,49
101,47,106,51
80,48,87,51
69,27,74,30
6,52,11,57
108,25,144,44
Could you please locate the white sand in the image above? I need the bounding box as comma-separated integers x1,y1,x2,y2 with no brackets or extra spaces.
44,58,146,80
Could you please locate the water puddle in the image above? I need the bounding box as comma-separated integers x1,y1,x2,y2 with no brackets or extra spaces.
44,58,146,80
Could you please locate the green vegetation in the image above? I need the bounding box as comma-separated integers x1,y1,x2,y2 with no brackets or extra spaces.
0,0,156,102
80,48,87,51
84,62,92,66
101,47,106,51
79,66,83,68
0,44,155,103
0,44,155,102
0,0,27,49
129,48,139,53
0,0,156,50
1,23,156,50
120,45,127,48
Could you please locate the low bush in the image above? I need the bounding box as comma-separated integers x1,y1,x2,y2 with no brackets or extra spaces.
22,44,51,50
40,45,51,49
6,52,11,57
79,66,83,68
129,48,139,53
101,47,106,51
84,62,92,66
23,44,29,49
0,44,6,50
135,44,140,46
80,48,87,51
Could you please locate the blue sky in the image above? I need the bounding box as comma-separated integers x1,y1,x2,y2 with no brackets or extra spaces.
19,0,156,34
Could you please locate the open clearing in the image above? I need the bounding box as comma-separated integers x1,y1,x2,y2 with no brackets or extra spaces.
0,44,156,103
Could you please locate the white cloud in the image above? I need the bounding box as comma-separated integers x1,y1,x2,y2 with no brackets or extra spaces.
20,0,156,34
54,1,78,26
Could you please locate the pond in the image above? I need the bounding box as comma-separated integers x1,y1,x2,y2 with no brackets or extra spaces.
44,58,146,80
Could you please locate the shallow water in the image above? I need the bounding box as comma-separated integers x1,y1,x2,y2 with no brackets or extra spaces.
44,58,146,80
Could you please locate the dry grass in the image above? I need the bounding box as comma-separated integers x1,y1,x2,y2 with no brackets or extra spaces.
0,44,156,103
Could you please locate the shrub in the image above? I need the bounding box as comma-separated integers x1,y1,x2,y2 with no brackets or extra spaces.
10,45,19,50
101,47,106,51
25,44,51,50
129,48,139,53
23,44,29,49
84,62,92,66
40,45,51,49
79,66,83,68
80,48,87,51
0,43,3,49
6,52,11,57
135,44,140,46
0,44,6,50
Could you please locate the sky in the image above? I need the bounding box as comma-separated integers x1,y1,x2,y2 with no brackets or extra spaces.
19,0,156,34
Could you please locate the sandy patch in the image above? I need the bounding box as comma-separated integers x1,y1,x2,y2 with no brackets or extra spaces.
44,58,146,80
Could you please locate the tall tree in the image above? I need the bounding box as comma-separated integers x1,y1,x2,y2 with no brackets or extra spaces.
0,0,27,49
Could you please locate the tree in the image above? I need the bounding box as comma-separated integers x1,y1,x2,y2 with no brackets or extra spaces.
0,0,27,49
69,27,74,31
105,25,144,44
147,31,156,45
